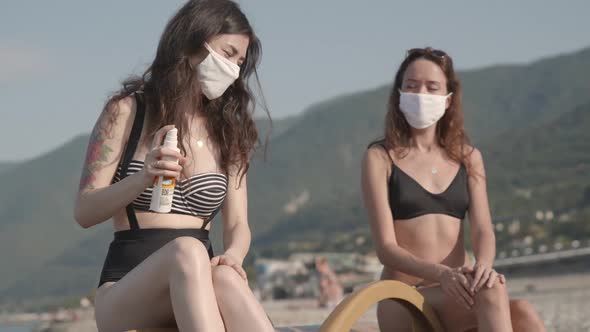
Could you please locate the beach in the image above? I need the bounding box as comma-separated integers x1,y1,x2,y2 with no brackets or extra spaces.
2,272,588,332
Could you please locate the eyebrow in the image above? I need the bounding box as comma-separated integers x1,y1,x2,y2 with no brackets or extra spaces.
405,78,442,85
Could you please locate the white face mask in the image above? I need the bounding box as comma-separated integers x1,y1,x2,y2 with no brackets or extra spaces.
197,43,240,100
398,90,452,129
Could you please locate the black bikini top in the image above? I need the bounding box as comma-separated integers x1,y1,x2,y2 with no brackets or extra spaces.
378,143,470,220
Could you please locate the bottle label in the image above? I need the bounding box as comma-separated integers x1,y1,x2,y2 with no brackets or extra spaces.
160,194,173,206
162,178,175,188
160,177,176,204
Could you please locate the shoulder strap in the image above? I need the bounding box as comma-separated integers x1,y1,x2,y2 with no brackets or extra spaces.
121,93,146,231
375,141,395,165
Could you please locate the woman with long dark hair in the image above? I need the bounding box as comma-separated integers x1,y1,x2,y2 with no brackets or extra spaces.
362,47,545,331
74,1,274,331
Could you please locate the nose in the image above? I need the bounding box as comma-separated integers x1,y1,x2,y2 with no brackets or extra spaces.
418,84,428,94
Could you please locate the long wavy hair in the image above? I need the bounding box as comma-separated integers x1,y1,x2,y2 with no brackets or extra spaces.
373,47,473,169
103,0,268,181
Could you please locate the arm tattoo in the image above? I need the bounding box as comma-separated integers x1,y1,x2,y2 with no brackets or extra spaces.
79,119,114,191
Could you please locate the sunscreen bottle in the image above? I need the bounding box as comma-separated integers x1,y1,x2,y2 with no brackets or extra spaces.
150,128,179,213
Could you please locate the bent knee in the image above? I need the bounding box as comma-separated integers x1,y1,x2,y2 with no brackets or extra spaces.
167,237,212,276
212,265,250,302
476,280,509,307
212,265,244,288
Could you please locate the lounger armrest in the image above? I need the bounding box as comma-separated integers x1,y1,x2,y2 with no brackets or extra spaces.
319,280,444,332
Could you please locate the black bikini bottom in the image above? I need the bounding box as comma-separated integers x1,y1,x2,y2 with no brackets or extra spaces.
98,228,213,287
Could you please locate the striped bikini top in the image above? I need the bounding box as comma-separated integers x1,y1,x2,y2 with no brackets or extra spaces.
112,160,228,219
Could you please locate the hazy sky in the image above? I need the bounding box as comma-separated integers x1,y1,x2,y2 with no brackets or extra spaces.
1,1,587,161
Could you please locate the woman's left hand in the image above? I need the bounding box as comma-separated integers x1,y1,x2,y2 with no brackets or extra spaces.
463,262,502,293
211,254,248,280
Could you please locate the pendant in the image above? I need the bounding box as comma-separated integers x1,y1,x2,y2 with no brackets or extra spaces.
197,140,204,148
431,167,438,175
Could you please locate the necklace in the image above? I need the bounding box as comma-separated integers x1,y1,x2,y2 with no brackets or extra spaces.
413,144,440,176
196,138,206,148
196,135,211,148
194,124,208,149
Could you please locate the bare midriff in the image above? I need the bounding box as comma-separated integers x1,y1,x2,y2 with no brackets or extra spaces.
111,210,210,231
381,213,470,287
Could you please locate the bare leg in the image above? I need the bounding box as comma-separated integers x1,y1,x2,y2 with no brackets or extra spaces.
509,299,546,332
418,285,478,332
376,299,413,332
376,283,475,332
95,237,225,332
212,265,275,332
378,281,513,332
460,299,544,332
473,281,513,332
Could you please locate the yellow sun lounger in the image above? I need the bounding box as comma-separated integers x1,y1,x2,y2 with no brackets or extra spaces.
126,280,444,332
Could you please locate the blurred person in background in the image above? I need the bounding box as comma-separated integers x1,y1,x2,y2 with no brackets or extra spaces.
315,256,343,309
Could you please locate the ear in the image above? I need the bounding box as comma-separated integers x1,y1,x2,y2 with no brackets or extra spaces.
445,93,452,110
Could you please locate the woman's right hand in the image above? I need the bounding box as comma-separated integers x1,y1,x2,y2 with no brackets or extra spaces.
439,266,474,310
139,125,186,188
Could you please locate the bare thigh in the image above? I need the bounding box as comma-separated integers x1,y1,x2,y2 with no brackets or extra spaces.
94,237,211,332
377,285,477,332
377,299,413,332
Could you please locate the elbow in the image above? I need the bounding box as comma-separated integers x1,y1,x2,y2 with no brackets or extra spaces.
224,221,251,241
237,223,252,245
74,207,90,229
375,242,395,266
244,224,252,240
231,220,250,235
73,198,92,229
79,222,92,229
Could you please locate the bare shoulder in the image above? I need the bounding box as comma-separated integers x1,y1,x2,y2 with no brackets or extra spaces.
364,144,392,167
463,145,486,181
90,95,139,151
362,143,395,183
114,95,136,116
101,95,136,135
464,145,483,167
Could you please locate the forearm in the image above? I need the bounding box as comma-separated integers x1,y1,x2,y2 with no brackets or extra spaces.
74,171,147,228
471,229,496,266
378,243,450,282
223,222,251,265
